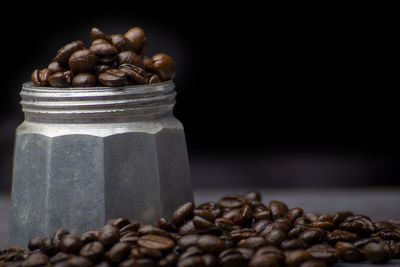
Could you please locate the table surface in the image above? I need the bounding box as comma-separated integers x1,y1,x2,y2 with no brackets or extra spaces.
1,188,400,267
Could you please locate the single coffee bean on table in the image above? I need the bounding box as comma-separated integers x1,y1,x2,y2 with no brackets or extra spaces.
2,191,400,266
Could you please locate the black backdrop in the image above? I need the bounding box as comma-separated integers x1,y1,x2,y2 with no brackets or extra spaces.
1,3,399,189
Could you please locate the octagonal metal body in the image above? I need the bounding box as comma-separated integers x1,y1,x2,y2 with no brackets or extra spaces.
9,81,192,247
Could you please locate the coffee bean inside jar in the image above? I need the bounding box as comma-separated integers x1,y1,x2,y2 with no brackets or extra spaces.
31,26,176,88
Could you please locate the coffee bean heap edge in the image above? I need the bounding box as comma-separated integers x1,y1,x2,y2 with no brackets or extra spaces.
31,27,176,88
1,191,400,267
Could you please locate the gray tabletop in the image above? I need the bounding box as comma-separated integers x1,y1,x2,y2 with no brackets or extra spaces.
1,188,400,266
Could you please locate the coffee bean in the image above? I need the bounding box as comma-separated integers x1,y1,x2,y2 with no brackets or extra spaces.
332,211,353,227
252,220,271,233
138,224,173,239
120,223,140,235
305,212,319,222
158,252,179,267
379,229,400,240
55,41,85,65
335,241,364,262
269,200,288,220
178,234,200,251
124,27,146,54
285,208,304,222
131,246,163,259
326,229,357,243
233,204,253,227
243,191,261,202
385,240,400,258
79,241,104,262
32,68,52,86
193,216,214,231
263,229,287,246
138,235,175,253
21,253,49,267
48,72,70,87
284,249,313,267
219,248,248,267
60,235,82,254
89,42,118,59
248,254,280,267
148,74,161,84
109,217,131,229
105,242,130,263
172,202,195,227
120,258,155,267
215,218,236,232
288,225,310,239
299,228,326,245
68,49,96,73
362,241,392,263
119,63,148,84
50,252,74,265
150,53,176,81
98,225,120,247
90,28,112,42
80,231,99,245
28,238,43,251
110,34,135,52
72,73,96,87
253,211,271,221
237,237,265,250
157,218,177,233
117,51,144,68
98,69,127,87
309,221,334,231
280,239,308,250
92,65,112,77
230,228,258,242
307,244,338,264
66,256,93,267
39,238,58,256
196,235,225,254
178,220,197,235
48,62,67,73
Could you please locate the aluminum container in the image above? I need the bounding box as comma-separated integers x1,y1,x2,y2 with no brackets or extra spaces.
9,81,193,247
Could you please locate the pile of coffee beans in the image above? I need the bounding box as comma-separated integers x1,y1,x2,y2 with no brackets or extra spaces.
31,27,176,87
1,192,399,267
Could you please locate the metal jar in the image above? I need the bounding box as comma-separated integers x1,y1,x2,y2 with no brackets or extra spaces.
9,81,193,247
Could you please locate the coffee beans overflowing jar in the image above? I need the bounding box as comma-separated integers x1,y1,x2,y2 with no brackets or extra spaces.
31,27,176,87
1,192,399,267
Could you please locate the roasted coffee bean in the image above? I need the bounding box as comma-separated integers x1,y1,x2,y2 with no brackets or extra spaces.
117,51,144,68
98,225,120,247
335,241,364,262
379,229,400,240
250,201,268,212
48,62,67,73
148,74,161,84
288,225,310,239
157,218,177,233
92,65,112,77
80,231,99,245
218,195,245,209
48,72,70,87
193,210,214,222
299,260,328,267
138,224,173,239
105,242,130,263
90,41,118,58
309,221,334,231
158,252,179,267
177,234,200,250
177,255,204,267
119,63,148,84
340,215,377,236
138,235,175,252
196,235,225,254
300,228,326,245
332,211,353,227
285,208,304,222
281,239,308,250
22,252,49,267
28,238,43,251
326,229,357,243
39,238,58,256
307,244,338,264
193,216,214,231
223,208,241,221
219,249,248,267
362,241,392,263
269,201,289,220
252,220,271,233
237,237,265,250
120,223,140,234
179,220,197,235
220,235,235,249
71,73,96,87
150,53,176,81
68,49,96,73
50,252,74,265
109,217,131,229
249,254,280,267
318,214,333,222
294,216,311,226
130,246,163,259
32,68,52,86
119,234,138,244
124,27,146,54
110,34,135,52
261,218,291,235
60,235,82,254
55,41,85,65
263,229,286,247
172,202,195,227
253,211,271,221
98,69,127,87
90,28,112,42
230,228,258,242
385,240,400,258
233,204,253,227
243,191,261,202
215,218,235,232
284,249,313,267
305,212,319,222
120,258,155,267
79,241,104,262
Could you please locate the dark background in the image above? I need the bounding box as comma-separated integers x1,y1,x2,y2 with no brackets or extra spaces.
0,3,399,191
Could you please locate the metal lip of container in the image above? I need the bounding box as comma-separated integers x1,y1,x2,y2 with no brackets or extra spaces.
10,80,193,247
